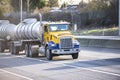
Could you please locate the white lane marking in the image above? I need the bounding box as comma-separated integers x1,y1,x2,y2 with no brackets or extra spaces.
0,56,22,59
2,54,120,77
0,69,33,80
22,57,120,77
62,64,120,77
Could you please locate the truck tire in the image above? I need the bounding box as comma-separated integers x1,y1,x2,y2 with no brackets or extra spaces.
14,47,19,55
29,45,38,58
45,47,53,60
0,42,4,52
25,44,30,57
10,43,13,54
10,43,19,55
10,43,14,54
72,53,79,59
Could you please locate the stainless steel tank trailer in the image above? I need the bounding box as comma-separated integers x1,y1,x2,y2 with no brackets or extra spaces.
0,19,41,55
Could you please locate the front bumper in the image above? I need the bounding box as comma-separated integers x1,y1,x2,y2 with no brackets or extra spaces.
51,48,80,55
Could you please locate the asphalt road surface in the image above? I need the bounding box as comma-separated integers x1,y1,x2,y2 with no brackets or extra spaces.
0,47,120,80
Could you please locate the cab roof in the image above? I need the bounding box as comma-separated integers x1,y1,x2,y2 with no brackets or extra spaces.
42,21,70,25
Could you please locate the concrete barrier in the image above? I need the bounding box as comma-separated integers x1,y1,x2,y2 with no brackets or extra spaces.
76,36,120,49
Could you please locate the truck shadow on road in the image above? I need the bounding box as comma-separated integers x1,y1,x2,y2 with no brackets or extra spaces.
0,53,120,71
0,53,73,69
67,58,120,67
0,56,49,68
44,58,120,71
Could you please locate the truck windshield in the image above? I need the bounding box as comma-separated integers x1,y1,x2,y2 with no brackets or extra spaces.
49,24,68,32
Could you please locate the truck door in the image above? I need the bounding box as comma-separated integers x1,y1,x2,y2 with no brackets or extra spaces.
44,25,49,44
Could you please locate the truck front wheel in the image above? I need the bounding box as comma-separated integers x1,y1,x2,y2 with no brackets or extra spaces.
72,53,79,59
45,47,53,60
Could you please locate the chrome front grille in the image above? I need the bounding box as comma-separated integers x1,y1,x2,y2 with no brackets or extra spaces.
60,37,73,49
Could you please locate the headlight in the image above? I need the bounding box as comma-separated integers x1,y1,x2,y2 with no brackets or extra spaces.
74,40,80,45
51,41,57,47
51,43,56,47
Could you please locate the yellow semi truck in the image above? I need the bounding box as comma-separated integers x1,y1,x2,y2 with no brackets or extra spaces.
0,19,80,60
41,22,80,60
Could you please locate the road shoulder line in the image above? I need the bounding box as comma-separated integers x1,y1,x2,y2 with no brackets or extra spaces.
0,69,33,80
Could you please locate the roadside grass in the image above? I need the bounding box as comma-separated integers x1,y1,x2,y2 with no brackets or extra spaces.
72,27,119,36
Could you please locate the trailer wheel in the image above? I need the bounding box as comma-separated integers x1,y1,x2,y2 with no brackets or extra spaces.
13,46,19,55
0,42,4,52
10,43,14,54
10,43,19,55
29,45,39,57
72,53,79,59
45,47,53,60
10,43,13,54
17,47,19,55
25,44,30,57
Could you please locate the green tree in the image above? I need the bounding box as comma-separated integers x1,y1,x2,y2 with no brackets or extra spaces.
0,8,3,16
61,2,67,8
10,0,46,12
79,0,87,8
84,0,118,25
48,0,58,7
36,0,46,8
0,0,12,13
107,0,118,25
87,0,110,11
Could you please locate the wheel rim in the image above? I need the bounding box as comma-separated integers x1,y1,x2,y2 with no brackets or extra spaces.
46,48,50,59
29,46,32,57
29,50,32,57
0,42,1,51
0,42,3,52
0,47,1,52
10,44,13,54
25,45,29,56
13,47,16,54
